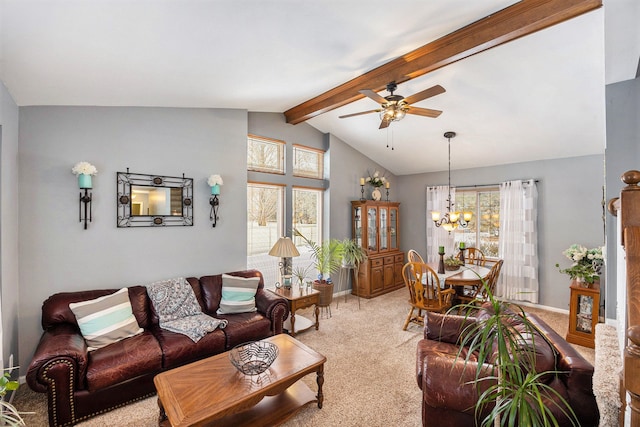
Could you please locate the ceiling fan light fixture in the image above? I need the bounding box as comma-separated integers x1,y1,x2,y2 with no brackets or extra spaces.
379,102,408,122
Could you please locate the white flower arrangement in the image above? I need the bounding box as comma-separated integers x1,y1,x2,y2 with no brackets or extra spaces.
556,244,604,284
365,170,387,188
71,161,98,176
207,174,223,187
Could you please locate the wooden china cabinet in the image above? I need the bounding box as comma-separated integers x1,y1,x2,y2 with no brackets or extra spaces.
351,200,404,298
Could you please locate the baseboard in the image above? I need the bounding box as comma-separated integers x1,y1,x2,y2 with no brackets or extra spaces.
502,299,569,315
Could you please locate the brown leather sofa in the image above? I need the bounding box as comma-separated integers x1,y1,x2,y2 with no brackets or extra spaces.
26,269,289,427
416,304,599,427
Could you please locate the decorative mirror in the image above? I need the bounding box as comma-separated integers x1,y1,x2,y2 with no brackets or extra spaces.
117,170,193,227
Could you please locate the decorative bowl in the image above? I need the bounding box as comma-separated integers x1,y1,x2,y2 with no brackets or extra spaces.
444,264,461,271
229,341,279,375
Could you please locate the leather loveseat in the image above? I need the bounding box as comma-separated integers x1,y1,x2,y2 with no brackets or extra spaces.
416,304,599,427
26,269,289,427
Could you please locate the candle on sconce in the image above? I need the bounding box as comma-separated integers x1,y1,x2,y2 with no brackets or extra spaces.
360,177,365,186
438,246,444,253
385,181,390,189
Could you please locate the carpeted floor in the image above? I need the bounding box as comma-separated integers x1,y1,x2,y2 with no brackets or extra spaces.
13,288,594,426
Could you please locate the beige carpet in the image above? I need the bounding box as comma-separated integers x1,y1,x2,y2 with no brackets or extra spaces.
13,289,594,426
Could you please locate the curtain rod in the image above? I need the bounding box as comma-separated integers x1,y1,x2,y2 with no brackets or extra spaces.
455,179,539,190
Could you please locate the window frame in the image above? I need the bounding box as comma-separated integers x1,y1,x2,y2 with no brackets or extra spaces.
247,134,286,175
292,144,324,179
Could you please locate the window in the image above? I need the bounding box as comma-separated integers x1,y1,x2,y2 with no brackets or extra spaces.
247,135,325,286
293,145,323,179
454,189,500,257
247,184,284,285
247,134,285,174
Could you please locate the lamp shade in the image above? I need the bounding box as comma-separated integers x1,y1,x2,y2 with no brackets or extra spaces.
268,237,300,258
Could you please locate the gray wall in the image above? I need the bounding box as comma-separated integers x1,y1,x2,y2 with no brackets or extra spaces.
605,77,640,319
18,106,249,370
396,154,605,310
0,82,20,368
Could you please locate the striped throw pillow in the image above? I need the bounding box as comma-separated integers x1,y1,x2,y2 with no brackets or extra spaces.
69,288,143,351
217,274,260,314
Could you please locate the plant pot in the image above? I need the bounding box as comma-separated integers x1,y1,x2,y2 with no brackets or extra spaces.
312,281,334,307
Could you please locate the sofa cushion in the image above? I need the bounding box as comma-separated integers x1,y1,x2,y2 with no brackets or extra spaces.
217,312,272,349
69,288,143,351
217,274,259,314
151,326,227,369
85,330,162,390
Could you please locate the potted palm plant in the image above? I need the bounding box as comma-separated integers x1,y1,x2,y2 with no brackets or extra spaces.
294,229,343,307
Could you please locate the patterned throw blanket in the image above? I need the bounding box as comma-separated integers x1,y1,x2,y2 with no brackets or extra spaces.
145,277,227,342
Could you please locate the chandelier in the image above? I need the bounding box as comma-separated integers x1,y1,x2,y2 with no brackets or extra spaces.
431,131,472,231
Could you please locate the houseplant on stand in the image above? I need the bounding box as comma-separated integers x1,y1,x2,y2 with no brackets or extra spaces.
340,238,368,296
294,229,343,310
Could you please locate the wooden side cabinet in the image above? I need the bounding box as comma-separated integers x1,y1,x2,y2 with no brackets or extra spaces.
351,200,404,298
566,282,600,349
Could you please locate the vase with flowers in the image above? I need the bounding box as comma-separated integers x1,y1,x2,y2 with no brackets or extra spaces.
556,244,604,287
365,170,388,201
207,174,223,195
71,161,98,189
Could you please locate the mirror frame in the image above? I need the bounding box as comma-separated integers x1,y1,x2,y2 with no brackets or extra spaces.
117,171,193,227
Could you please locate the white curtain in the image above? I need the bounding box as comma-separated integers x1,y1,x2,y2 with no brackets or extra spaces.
497,179,539,302
426,186,456,263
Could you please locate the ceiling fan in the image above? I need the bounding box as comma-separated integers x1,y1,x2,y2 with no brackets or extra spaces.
339,82,445,129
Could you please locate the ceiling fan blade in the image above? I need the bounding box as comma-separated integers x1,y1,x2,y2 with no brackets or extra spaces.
379,118,392,129
360,89,388,105
339,109,381,119
403,85,446,105
406,106,443,118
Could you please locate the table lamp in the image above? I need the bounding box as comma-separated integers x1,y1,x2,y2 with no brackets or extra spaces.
268,236,300,289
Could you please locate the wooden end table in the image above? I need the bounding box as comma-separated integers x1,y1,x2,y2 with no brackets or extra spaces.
269,286,320,337
154,334,326,427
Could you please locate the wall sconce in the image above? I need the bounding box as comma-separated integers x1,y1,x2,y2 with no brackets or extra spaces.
72,161,97,230
208,174,223,227
268,236,300,289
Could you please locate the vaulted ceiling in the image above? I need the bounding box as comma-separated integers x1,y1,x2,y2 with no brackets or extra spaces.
1,0,638,175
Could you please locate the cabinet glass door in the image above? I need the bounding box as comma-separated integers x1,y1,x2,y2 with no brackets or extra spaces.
353,206,362,247
379,207,388,251
367,207,377,252
389,207,398,250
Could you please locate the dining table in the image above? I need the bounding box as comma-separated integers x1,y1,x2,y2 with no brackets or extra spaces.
426,262,491,303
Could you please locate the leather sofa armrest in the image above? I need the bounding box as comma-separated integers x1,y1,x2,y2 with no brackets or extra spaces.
26,324,88,393
255,289,290,335
422,353,495,414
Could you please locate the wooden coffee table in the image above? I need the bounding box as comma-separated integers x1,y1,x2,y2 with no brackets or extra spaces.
154,333,326,427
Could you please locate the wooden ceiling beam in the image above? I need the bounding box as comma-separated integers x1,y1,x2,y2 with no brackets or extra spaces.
284,0,602,125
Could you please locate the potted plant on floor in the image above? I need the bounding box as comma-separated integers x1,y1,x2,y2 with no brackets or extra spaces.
294,229,343,307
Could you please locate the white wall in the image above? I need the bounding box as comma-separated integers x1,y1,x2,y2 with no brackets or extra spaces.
18,106,249,370
0,82,20,368
396,154,605,310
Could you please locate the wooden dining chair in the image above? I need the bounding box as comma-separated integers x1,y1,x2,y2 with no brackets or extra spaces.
401,262,456,331
407,249,425,264
456,247,487,266
457,259,504,306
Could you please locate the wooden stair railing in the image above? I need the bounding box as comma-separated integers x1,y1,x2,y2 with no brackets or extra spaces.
608,170,640,426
